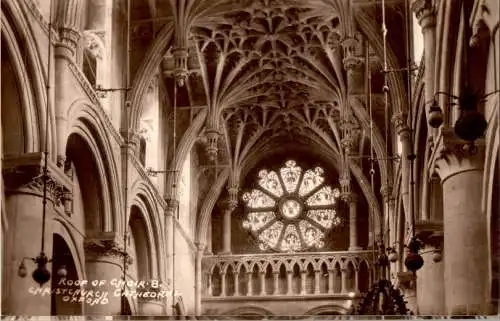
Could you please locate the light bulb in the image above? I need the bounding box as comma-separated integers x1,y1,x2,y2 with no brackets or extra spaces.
57,265,68,278
18,262,27,278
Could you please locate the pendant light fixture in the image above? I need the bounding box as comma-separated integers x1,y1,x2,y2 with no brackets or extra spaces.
17,0,67,287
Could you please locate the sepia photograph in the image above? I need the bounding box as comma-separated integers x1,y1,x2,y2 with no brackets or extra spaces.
0,0,499,318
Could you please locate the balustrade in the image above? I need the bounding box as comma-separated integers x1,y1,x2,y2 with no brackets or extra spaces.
203,251,372,298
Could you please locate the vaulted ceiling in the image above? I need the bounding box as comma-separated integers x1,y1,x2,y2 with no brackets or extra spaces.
130,0,410,190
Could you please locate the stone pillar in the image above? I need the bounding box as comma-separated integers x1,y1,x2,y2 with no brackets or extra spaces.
206,273,212,297
247,272,253,296
393,113,413,234
286,271,293,295
415,221,444,315
273,272,279,295
328,270,335,294
341,268,347,293
345,193,361,251
354,269,360,293
194,243,204,315
84,235,127,315
2,154,72,315
314,270,321,294
234,272,240,296
259,271,266,296
220,273,226,297
164,198,177,315
221,209,232,254
412,0,436,121
397,271,418,314
220,188,238,255
341,34,365,95
54,0,83,166
434,132,488,314
300,271,306,295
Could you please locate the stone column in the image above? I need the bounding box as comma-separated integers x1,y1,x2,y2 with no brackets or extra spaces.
220,188,238,255
397,271,418,314
220,273,226,297
300,271,306,295
164,199,177,315
393,113,413,234
314,269,321,294
54,0,83,166
247,272,253,296
84,235,127,315
434,132,488,314
259,271,266,296
328,270,335,294
194,243,204,315
2,154,72,315
234,272,240,296
354,268,360,293
341,34,365,95
206,272,213,297
286,271,293,295
341,268,348,293
273,271,280,295
412,0,436,121
344,193,361,251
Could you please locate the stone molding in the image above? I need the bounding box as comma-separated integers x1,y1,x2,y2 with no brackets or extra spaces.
84,232,129,262
3,153,73,214
431,128,485,182
57,27,81,58
414,220,443,248
411,0,436,28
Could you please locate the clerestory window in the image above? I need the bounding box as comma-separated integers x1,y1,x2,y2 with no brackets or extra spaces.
242,160,341,252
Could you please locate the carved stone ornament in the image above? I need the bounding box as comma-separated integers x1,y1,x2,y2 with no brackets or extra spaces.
58,27,81,57
2,153,73,213
432,128,485,182
84,235,129,262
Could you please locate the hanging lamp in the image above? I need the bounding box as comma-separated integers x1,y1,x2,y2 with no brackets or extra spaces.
17,0,67,287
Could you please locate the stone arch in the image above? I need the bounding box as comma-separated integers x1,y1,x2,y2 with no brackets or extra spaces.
1,0,56,154
165,109,208,199
51,233,83,315
128,204,153,282
305,305,348,315
128,22,174,130
51,218,86,282
129,181,164,279
196,167,229,247
66,101,121,233
1,1,47,155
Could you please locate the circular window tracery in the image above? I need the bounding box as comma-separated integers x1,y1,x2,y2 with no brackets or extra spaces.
242,160,341,252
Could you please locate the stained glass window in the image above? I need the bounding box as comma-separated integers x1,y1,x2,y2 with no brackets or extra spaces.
242,160,341,252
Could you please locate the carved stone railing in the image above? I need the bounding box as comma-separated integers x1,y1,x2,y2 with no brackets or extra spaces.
202,250,373,298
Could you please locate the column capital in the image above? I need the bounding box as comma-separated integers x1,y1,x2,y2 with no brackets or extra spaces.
205,129,220,162
343,55,364,72
165,198,179,215
391,112,410,136
2,153,73,215
341,191,358,204
84,233,129,263
380,184,392,199
411,0,436,28
432,128,485,182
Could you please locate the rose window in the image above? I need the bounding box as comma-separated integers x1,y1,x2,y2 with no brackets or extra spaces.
242,160,341,252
